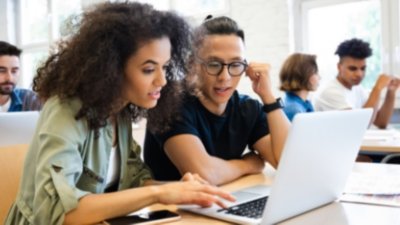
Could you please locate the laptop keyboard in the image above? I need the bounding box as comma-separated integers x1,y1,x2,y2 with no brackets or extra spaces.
221,196,268,219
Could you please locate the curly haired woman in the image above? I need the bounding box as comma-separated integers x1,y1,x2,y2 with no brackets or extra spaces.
5,3,233,225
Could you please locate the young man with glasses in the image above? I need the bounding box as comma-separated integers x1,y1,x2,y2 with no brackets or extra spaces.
144,16,290,185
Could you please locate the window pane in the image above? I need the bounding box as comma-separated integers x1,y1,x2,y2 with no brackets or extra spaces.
20,0,49,45
306,0,381,89
20,51,48,88
54,0,82,38
172,0,227,16
396,1,400,76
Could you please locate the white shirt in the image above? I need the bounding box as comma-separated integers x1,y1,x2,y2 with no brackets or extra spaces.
105,146,120,188
313,78,368,111
0,98,11,112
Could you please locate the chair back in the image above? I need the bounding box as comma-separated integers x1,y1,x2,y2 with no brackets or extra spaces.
0,144,28,223
0,111,39,147
381,153,400,164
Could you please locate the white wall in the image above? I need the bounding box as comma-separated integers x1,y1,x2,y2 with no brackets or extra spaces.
229,0,291,98
82,0,107,9
0,0,292,98
0,0,16,44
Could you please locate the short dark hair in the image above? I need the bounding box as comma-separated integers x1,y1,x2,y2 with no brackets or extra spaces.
190,16,244,57
0,41,22,57
335,38,372,59
279,53,318,92
198,15,244,42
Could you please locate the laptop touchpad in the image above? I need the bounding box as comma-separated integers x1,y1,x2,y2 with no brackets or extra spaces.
232,185,270,203
232,191,262,203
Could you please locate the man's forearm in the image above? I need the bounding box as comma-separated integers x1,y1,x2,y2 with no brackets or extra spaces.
187,157,259,186
364,86,382,109
374,90,396,128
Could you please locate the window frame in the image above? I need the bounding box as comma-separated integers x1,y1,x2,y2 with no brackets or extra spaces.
14,0,86,88
293,0,400,76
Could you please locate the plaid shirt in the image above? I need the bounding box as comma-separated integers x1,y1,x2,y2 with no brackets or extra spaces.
8,88,42,112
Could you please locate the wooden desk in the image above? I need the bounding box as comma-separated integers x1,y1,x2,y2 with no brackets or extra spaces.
360,129,400,153
0,144,29,224
141,165,275,225
141,163,400,225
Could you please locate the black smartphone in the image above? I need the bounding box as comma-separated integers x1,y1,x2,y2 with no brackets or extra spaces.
104,210,181,225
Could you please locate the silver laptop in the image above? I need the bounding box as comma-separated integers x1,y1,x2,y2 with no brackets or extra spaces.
180,109,372,225
0,111,40,147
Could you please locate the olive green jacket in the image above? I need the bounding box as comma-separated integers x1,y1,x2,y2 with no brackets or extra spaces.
5,97,152,225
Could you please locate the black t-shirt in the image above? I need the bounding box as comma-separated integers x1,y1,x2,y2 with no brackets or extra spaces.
144,91,269,181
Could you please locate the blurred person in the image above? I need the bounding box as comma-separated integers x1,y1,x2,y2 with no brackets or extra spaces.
313,38,400,128
0,41,41,112
279,53,320,121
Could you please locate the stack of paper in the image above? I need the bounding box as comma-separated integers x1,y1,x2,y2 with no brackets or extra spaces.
341,163,400,207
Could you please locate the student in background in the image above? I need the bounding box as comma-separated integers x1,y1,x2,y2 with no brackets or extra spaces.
313,38,400,128
279,53,320,121
5,3,234,225
0,41,41,112
144,16,290,186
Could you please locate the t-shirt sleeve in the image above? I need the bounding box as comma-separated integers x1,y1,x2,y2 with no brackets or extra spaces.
315,85,351,110
157,105,200,144
248,101,269,149
360,87,369,105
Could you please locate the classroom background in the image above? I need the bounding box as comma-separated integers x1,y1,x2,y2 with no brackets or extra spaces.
1,0,398,101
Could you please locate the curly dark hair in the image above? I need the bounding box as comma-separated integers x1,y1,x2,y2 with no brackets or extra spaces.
33,2,192,134
0,41,22,57
280,53,318,92
335,38,372,59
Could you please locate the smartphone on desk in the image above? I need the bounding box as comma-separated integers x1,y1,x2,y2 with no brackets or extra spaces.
104,210,181,225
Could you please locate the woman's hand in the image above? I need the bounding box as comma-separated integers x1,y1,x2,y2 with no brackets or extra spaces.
155,181,236,208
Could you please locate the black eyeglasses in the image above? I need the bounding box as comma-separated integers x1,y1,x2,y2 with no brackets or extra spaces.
197,58,248,77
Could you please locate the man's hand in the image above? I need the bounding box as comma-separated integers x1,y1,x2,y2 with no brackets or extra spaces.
245,62,275,103
388,77,400,92
374,74,392,91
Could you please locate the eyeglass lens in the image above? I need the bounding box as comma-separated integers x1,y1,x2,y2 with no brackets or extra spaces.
205,61,247,76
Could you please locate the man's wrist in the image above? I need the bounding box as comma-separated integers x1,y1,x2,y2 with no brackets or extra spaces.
260,93,276,104
262,98,284,113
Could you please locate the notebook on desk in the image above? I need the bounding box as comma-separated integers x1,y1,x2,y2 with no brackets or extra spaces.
180,109,373,225
0,111,40,147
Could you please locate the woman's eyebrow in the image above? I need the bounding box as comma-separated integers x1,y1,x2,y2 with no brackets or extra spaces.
141,59,158,65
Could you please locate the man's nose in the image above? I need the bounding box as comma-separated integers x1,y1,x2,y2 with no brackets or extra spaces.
355,69,364,77
217,65,231,81
4,71,14,81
